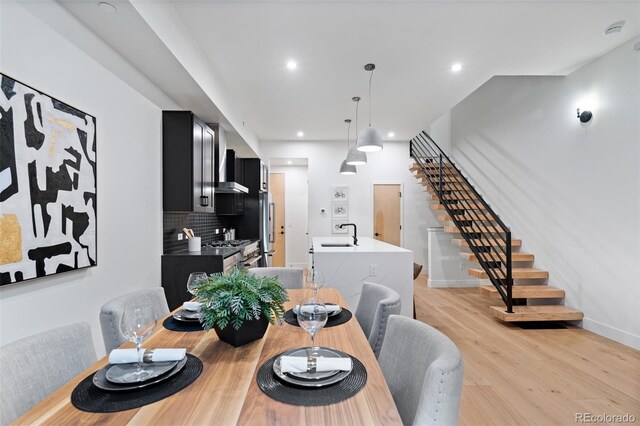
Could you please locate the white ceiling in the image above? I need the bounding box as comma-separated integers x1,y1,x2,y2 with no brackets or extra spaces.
61,0,639,144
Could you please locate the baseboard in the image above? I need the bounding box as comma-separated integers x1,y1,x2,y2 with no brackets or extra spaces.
428,279,479,288
288,262,309,269
582,317,640,350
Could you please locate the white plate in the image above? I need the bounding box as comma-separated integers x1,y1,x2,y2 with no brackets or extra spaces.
273,347,352,388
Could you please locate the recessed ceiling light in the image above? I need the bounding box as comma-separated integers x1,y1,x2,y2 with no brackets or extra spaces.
388,132,395,138
297,131,304,137
286,60,298,70
98,1,116,13
287,160,292,165
451,63,463,72
604,20,625,35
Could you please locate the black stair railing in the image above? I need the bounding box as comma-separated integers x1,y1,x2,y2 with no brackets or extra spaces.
410,131,514,313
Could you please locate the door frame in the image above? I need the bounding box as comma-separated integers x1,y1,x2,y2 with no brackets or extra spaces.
370,181,404,247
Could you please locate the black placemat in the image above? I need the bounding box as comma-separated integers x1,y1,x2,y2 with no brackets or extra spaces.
257,352,367,406
283,308,352,328
71,354,203,413
163,316,205,332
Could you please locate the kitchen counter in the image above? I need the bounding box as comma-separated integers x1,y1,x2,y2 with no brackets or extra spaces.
311,237,413,317
312,236,412,253
165,246,242,257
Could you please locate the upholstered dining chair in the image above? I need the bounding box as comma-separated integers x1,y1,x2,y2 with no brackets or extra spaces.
378,315,464,426
0,322,97,425
247,267,304,290
354,282,402,358
99,287,170,353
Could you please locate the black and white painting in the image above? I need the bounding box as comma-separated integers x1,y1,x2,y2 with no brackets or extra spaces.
0,74,97,286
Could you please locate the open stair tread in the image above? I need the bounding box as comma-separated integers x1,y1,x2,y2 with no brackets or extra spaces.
489,305,583,321
452,238,522,247
444,225,502,234
438,213,496,222
469,267,549,279
479,285,564,298
432,204,488,211
461,252,535,262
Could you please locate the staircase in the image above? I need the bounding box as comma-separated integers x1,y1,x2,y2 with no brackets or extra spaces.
410,131,583,322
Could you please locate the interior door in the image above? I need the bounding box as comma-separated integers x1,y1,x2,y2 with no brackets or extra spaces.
373,184,402,246
270,173,286,266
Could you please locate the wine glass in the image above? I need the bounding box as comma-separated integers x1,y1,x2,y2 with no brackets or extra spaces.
119,304,157,381
308,268,324,295
187,272,208,297
297,295,328,352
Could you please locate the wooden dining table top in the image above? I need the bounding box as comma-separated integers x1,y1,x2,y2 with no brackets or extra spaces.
16,288,403,425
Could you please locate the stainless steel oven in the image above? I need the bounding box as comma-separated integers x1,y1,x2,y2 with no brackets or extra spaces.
241,241,261,269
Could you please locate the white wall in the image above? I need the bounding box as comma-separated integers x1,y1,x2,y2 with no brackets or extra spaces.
270,165,309,268
0,3,163,355
429,110,452,154
449,38,640,349
261,140,435,270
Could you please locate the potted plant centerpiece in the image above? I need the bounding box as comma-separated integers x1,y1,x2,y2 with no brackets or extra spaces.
193,268,288,347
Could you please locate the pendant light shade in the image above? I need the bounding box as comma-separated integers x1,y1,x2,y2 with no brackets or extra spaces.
357,63,384,152
339,159,357,175
356,127,384,152
339,118,357,175
346,145,367,165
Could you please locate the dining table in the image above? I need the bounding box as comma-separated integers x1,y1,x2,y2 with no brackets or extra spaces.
15,288,403,425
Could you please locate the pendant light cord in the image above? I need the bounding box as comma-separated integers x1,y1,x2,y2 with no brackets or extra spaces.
346,121,351,151
368,69,374,127
355,100,359,136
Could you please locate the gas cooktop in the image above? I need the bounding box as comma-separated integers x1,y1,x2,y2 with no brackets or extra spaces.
204,240,252,248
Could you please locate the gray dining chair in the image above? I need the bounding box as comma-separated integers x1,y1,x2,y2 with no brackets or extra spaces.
99,287,170,353
354,282,402,358
378,315,464,426
247,267,304,290
0,322,96,425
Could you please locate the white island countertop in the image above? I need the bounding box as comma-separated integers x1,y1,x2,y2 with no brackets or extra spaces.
311,236,413,317
312,237,412,253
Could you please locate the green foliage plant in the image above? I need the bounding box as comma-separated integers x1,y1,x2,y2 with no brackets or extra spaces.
194,268,289,331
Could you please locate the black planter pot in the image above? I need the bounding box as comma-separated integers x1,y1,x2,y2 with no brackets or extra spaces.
213,315,269,347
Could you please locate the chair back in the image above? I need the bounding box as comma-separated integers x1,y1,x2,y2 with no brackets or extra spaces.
99,287,169,352
355,282,402,357
378,315,464,426
0,323,96,425
247,267,304,290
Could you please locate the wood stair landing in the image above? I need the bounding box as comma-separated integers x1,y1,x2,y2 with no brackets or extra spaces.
479,285,564,298
489,305,584,322
469,267,549,279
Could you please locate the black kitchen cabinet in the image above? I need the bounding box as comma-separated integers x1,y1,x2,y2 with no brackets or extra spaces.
162,111,215,212
215,193,245,215
232,159,266,239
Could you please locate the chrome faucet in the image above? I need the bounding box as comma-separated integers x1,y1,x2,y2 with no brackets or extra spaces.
339,223,358,246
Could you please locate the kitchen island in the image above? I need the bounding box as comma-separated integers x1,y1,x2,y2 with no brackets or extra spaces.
311,237,413,317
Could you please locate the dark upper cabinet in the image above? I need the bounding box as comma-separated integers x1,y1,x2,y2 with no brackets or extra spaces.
163,111,215,212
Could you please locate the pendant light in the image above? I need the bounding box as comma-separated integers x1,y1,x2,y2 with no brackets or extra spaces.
339,119,357,175
346,97,367,165
357,63,384,152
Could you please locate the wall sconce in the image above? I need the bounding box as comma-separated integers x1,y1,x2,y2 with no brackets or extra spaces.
576,108,593,123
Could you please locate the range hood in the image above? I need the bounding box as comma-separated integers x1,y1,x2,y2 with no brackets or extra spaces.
210,124,248,194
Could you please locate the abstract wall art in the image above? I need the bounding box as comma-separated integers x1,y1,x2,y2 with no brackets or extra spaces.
0,74,97,286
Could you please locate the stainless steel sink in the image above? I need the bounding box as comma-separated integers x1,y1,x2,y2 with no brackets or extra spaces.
320,243,353,247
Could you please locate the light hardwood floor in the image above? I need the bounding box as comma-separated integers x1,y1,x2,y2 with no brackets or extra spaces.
413,275,640,425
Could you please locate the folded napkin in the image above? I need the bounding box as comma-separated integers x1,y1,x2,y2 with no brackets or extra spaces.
109,348,186,364
280,356,352,374
183,301,202,311
293,304,341,315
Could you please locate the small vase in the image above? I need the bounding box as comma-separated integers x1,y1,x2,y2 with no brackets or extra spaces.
213,315,269,347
